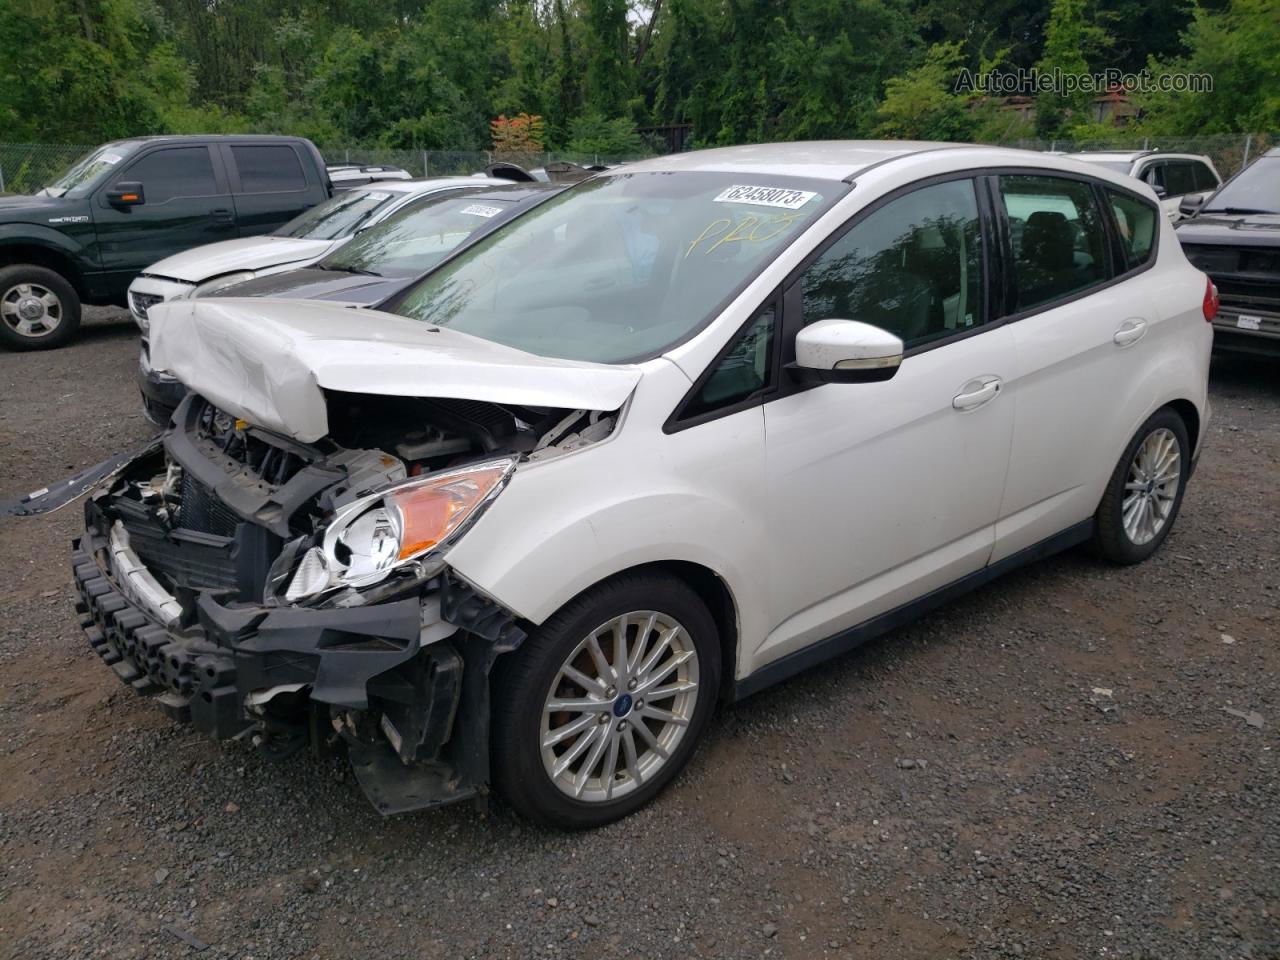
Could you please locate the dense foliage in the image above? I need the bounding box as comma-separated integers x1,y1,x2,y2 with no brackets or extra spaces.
0,0,1274,151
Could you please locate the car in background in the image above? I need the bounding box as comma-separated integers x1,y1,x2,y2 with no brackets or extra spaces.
127,176,510,334
137,181,565,422
0,135,330,350
1177,147,1280,356
60,142,1212,828
1066,151,1221,222
326,164,414,190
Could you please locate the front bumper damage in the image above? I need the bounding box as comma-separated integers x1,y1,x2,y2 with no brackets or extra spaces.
71,435,526,816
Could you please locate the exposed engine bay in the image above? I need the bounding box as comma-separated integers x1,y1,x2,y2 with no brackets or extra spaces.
69,389,619,814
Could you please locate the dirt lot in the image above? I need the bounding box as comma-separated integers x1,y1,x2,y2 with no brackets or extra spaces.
1,308,1277,960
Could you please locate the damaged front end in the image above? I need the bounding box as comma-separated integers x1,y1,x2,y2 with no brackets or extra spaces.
70,390,616,814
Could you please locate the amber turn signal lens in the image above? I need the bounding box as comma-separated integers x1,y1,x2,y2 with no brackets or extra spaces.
387,464,510,560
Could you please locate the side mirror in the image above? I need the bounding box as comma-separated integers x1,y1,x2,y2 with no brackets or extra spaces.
106,181,145,206
790,319,903,384
1179,194,1205,217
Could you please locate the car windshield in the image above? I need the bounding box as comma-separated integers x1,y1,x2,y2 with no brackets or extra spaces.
42,141,141,197
273,189,404,240
1202,157,1280,214
392,172,838,363
320,190,506,278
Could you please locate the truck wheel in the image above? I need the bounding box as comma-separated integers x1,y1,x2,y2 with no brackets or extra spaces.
490,572,720,828
0,265,81,351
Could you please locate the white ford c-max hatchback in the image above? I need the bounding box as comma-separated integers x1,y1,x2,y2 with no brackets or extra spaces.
59,142,1214,828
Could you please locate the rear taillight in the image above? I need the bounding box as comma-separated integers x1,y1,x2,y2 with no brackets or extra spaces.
1203,277,1219,322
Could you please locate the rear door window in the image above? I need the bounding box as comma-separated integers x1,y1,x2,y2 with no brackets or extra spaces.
998,175,1110,312
118,147,219,202
1190,161,1219,193
1163,162,1198,198
231,145,307,193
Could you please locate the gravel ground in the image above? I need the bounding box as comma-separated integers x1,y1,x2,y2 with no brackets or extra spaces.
1,307,1277,959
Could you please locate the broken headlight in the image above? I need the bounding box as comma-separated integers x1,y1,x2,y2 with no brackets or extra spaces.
280,458,515,603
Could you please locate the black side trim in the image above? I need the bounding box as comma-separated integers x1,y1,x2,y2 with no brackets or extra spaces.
732,519,1095,701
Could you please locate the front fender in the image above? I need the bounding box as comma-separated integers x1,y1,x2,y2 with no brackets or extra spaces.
0,221,90,260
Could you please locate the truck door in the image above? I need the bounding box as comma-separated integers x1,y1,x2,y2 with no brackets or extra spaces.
92,144,237,301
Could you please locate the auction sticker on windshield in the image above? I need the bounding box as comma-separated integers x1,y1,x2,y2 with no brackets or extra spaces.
713,185,818,209
461,204,503,218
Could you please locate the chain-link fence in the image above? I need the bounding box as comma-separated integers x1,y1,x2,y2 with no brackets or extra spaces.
0,134,1273,196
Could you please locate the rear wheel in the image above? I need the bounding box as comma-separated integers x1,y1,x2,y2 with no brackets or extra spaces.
0,265,81,350
491,572,720,828
1093,408,1190,564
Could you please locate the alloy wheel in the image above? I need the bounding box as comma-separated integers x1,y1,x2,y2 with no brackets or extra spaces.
1,282,62,338
540,610,700,803
1122,427,1180,545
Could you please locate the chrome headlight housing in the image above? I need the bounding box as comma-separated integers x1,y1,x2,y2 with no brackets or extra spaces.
192,271,256,298
277,457,516,603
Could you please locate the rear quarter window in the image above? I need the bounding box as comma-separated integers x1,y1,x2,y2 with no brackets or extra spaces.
1106,190,1158,271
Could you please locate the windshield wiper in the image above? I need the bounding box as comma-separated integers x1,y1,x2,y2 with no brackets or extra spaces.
1202,207,1275,215
336,266,383,277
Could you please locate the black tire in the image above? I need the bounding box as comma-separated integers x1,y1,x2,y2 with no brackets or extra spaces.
491,571,721,829
1093,407,1191,564
0,264,81,351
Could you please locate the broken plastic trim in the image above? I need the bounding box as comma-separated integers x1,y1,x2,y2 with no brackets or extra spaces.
2,437,161,516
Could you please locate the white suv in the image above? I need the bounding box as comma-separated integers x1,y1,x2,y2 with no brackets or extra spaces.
1066,151,1221,222
71,142,1213,828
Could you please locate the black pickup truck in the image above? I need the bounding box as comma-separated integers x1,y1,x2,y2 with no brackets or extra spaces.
1177,147,1280,357
0,135,331,351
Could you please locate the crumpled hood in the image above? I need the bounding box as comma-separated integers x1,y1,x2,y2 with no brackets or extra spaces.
142,236,336,284
147,298,642,442
213,267,409,306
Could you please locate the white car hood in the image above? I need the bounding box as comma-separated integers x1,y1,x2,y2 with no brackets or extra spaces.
147,298,642,443
143,236,336,284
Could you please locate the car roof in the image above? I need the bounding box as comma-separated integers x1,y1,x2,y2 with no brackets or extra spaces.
615,140,965,182
457,182,568,203
356,176,512,195
1066,151,1151,162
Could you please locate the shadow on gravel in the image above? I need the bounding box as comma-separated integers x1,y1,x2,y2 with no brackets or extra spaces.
1210,351,1279,395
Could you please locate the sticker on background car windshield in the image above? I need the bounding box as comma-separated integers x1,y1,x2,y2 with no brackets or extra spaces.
100,153,123,165
460,203,503,218
1236,314,1262,331
713,185,818,210
364,192,391,201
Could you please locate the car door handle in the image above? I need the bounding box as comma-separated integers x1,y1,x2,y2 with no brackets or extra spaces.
952,376,1002,411
1113,318,1147,346
211,208,234,223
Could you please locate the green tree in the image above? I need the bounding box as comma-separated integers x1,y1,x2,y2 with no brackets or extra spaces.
875,41,975,140
1034,0,1110,138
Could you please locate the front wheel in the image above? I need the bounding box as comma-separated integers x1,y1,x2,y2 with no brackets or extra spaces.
1093,408,1191,564
491,572,720,828
0,264,81,351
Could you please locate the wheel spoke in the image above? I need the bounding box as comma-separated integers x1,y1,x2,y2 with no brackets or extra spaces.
630,717,670,758
645,679,698,700
573,724,612,797
542,713,597,749
561,663,607,697
602,732,621,800
585,634,614,684
545,696,611,713
638,648,695,693
639,704,689,727
611,615,629,678
628,612,657,675
622,727,642,785
552,724,600,778
636,626,676,679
